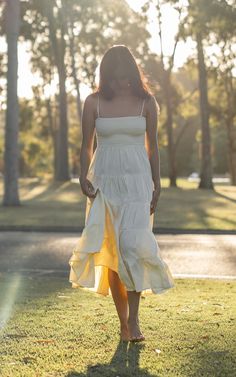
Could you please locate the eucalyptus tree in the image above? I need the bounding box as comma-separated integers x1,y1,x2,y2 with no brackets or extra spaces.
42,0,69,181
20,0,69,180
21,0,152,177
209,1,236,185
183,0,236,188
3,0,20,206
173,0,216,189
142,0,189,187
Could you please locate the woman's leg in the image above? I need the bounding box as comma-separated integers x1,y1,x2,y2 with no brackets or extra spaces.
108,268,129,339
127,291,145,339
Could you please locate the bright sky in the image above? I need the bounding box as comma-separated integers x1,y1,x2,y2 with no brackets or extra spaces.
0,0,195,101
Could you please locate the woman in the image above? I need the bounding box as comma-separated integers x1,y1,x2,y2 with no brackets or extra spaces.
68,45,174,342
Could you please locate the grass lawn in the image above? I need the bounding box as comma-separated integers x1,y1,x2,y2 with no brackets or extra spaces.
0,177,236,231
0,275,235,376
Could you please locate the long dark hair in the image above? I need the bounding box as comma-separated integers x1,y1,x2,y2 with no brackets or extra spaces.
94,45,154,100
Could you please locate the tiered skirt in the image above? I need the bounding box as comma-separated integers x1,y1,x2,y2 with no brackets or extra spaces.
68,144,175,296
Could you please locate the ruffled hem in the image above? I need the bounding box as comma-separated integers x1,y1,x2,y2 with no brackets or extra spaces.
68,188,175,297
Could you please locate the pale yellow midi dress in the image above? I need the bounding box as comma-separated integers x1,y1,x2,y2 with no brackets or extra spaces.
68,95,175,296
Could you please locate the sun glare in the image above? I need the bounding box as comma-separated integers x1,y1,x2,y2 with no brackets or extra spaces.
0,1,195,100
0,273,22,332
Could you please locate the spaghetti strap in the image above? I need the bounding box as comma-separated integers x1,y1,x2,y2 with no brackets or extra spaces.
97,94,100,118
140,99,145,116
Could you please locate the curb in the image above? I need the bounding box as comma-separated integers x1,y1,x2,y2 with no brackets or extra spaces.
0,226,236,235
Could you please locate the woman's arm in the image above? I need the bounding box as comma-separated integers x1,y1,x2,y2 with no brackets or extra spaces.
145,95,161,191
79,94,96,183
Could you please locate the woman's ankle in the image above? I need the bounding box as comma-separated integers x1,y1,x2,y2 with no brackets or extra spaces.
128,316,139,325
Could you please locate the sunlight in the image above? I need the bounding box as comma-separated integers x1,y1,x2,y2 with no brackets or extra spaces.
126,0,196,69
0,1,196,100
0,273,22,332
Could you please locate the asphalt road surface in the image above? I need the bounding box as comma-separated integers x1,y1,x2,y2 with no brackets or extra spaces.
0,232,235,280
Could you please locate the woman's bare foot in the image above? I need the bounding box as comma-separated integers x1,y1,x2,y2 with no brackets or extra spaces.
120,323,130,341
127,317,145,342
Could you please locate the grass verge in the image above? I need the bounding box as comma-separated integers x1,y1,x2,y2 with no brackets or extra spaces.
0,177,236,231
0,274,235,376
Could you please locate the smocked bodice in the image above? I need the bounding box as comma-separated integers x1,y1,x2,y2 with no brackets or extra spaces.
95,116,146,146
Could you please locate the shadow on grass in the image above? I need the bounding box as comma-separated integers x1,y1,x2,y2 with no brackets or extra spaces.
209,214,236,228
215,190,236,205
187,348,234,377
18,178,42,193
66,340,157,377
24,181,79,203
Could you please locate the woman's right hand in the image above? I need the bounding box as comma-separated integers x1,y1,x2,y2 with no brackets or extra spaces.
80,177,97,198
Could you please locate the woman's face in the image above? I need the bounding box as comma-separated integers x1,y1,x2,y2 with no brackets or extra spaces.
110,69,130,92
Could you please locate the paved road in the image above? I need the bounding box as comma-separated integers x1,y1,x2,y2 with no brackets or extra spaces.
0,231,235,279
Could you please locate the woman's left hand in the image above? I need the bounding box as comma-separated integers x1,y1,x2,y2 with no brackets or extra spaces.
150,186,161,215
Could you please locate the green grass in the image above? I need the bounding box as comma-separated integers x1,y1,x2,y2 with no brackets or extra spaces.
0,177,236,230
0,275,235,376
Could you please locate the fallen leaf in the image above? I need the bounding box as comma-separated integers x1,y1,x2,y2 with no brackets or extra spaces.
187,345,195,349
22,356,36,364
33,339,55,343
201,335,210,340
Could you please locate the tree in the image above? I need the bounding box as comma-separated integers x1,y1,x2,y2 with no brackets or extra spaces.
20,0,153,179
187,0,236,187
142,0,190,187
3,0,20,206
43,0,69,181
196,30,213,189
210,1,236,185
182,0,215,189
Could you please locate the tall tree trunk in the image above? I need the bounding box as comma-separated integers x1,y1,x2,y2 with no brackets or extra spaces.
196,32,214,189
57,58,69,181
226,124,236,185
225,73,236,185
163,71,177,187
45,2,69,181
3,0,20,206
156,1,180,188
46,98,58,180
68,13,82,122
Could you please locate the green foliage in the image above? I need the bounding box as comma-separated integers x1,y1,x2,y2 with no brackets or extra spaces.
1,0,235,182
18,98,53,176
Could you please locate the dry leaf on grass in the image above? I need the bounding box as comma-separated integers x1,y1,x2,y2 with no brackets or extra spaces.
33,339,55,343
201,335,210,340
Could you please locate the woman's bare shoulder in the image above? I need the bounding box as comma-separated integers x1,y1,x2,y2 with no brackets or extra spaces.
83,92,99,115
84,92,99,104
